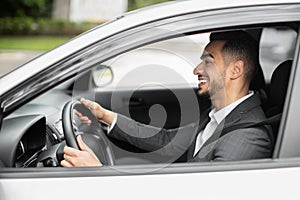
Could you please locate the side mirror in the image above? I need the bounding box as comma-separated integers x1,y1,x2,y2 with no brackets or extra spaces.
92,65,113,87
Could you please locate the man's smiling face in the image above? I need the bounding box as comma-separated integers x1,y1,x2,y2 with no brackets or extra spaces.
193,40,228,98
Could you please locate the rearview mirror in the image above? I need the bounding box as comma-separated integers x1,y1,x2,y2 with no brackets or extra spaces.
92,65,113,87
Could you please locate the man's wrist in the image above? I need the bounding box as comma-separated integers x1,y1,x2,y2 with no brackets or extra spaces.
99,109,115,125
107,113,118,134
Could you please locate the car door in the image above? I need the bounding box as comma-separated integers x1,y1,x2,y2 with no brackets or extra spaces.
2,3,300,200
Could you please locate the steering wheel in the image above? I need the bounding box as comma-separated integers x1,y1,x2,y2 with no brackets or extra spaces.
61,100,115,166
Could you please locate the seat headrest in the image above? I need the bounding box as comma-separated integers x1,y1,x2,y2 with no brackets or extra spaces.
269,60,292,111
250,63,266,91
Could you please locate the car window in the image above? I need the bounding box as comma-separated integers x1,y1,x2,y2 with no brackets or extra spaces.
1,24,298,169
259,27,297,81
96,33,210,90
74,26,298,165
93,27,298,89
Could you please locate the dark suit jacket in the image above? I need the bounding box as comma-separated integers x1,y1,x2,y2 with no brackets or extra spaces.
109,93,274,163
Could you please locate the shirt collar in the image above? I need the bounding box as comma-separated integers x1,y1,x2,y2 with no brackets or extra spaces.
211,91,254,124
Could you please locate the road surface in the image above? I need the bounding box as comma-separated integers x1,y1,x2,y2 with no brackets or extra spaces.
0,50,43,76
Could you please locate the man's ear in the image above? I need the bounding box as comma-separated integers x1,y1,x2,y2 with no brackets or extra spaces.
230,60,244,79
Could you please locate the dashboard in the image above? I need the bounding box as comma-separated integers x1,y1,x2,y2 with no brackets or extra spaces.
0,115,46,167
0,89,72,167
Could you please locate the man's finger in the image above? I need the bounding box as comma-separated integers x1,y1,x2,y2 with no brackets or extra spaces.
77,135,88,151
80,98,94,109
63,154,74,163
78,116,91,124
81,119,92,126
74,109,83,117
64,146,80,156
80,116,91,122
61,159,73,167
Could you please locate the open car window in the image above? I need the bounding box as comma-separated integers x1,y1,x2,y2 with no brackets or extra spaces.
259,27,297,81
70,25,298,166
96,33,210,89
0,23,299,170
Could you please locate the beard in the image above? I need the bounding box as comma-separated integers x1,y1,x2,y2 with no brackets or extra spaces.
209,78,225,98
197,76,225,101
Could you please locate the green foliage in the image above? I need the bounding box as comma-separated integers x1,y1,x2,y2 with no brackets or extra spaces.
0,36,70,50
0,17,34,34
1,0,53,18
0,0,173,35
128,0,173,11
0,17,97,36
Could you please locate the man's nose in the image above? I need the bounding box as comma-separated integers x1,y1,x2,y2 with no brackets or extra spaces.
193,62,203,75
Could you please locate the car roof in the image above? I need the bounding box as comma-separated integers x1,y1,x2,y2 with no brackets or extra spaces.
1,0,300,95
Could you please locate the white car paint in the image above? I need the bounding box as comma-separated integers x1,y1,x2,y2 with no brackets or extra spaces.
1,165,300,200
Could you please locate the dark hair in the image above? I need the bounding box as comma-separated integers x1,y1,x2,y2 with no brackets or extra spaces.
210,30,259,82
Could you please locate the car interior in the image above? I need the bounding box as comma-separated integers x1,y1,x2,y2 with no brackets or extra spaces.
0,23,297,168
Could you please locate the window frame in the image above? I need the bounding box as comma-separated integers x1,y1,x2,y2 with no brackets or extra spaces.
1,4,300,178
275,25,300,159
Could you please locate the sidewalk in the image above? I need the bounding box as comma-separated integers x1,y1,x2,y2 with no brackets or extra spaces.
0,50,44,76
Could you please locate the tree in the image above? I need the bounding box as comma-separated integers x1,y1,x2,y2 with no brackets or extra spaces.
0,0,53,18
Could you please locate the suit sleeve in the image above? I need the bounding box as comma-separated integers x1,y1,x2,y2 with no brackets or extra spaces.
109,114,199,158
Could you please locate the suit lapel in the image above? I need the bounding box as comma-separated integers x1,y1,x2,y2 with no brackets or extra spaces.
186,108,211,160
203,113,241,147
191,110,242,160
190,92,262,161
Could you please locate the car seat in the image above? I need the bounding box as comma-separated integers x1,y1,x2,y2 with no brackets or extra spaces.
250,63,269,111
266,60,292,137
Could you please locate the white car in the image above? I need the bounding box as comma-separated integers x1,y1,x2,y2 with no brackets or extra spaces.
1,0,300,199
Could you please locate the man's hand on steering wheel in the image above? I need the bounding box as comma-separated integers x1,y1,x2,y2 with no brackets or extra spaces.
61,99,116,167
61,135,103,167
78,98,115,126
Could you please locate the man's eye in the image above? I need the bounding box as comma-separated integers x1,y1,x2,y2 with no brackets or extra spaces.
205,60,213,65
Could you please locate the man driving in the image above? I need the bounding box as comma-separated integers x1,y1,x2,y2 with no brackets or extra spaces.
61,30,273,167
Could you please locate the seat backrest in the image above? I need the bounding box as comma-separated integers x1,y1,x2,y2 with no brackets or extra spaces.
266,60,292,138
250,63,266,91
250,63,268,111
267,60,292,117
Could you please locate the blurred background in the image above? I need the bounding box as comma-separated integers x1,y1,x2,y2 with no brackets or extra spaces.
0,0,173,76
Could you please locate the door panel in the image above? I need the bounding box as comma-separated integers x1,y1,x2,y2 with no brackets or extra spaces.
1,161,300,200
94,88,211,129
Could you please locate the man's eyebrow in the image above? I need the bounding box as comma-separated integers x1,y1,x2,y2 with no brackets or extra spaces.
200,53,214,60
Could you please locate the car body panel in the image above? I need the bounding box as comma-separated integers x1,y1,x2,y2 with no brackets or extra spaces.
1,161,300,199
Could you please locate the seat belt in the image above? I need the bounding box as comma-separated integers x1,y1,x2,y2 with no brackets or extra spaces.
221,113,282,135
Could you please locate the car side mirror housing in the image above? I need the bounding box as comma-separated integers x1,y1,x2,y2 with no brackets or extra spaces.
92,65,113,87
